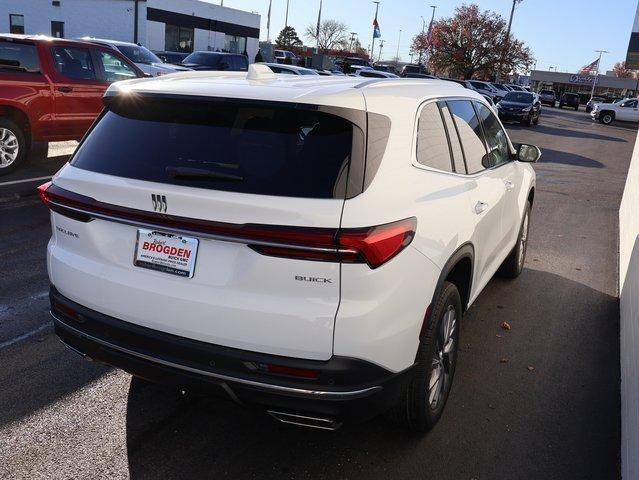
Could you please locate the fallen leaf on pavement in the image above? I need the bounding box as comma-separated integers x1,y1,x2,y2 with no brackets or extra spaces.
500,357,509,363
501,322,511,330
527,365,535,371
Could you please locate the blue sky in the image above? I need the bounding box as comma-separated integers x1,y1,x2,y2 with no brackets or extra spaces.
221,0,638,73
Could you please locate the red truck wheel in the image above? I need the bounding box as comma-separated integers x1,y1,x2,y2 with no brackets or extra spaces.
0,118,26,175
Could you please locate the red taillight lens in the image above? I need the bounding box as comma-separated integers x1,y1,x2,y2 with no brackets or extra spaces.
338,217,417,269
37,181,52,204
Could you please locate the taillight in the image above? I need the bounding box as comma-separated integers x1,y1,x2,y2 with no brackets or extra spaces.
38,182,416,269
338,218,417,268
251,217,417,269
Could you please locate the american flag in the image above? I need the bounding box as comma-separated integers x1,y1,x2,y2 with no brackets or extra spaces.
579,58,600,75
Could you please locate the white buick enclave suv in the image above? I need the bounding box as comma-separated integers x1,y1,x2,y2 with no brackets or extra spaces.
40,65,539,432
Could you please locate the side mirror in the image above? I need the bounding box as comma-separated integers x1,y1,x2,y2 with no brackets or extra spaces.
515,144,541,163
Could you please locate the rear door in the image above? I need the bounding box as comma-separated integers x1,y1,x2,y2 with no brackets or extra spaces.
48,95,366,360
446,99,507,292
617,99,639,121
47,44,105,139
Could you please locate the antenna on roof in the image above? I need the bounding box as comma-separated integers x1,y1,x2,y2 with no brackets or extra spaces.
247,64,277,81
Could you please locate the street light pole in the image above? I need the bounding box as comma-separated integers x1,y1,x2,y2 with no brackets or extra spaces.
418,16,425,65
349,32,357,52
284,0,290,28
378,39,385,62
425,5,436,71
396,29,401,61
590,49,609,100
371,1,380,61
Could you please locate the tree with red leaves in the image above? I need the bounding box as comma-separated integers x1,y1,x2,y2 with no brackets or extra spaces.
613,60,636,78
411,4,533,79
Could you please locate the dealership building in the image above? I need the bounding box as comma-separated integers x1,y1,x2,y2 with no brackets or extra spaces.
530,70,639,98
1,0,260,60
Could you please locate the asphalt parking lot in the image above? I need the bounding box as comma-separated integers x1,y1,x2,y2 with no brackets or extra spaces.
0,107,633,479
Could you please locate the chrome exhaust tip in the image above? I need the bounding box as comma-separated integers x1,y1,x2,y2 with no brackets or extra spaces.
267,410,342,431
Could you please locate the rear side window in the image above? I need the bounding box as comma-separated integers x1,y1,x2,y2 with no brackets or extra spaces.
96,50,138,82
71,97,364,199
416,103,453,172
51,46,96,80
447,100,487,174
0,41,40,72
439,103,466,173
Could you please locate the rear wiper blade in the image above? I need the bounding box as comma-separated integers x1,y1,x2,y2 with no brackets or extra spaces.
165,166,244,182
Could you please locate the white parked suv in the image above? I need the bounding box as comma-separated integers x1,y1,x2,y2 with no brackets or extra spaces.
40,66,539,432
590,98,639,125
80,37,190,76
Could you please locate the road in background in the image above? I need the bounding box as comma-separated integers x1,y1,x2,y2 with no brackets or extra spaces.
0,109,632,479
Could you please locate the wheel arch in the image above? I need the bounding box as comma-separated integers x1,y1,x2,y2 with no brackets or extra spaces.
433,243,474,314
527,186,535,208
0,105,32,143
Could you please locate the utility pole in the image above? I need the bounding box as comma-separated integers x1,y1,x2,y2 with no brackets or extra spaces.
349,32,357,52
395,29,401,61
590,49,609,100
498,0,521,82
378,39,385,62
285,0,290,28
425,5,436,70
371,1,380,61
266,0,272,42
418,16,425,65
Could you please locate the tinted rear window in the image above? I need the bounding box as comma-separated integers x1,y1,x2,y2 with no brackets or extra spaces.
71,97,364,199
183,52,220,66
0,40,40,72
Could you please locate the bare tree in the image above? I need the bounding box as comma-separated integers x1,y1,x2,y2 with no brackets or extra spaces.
305,19,349,52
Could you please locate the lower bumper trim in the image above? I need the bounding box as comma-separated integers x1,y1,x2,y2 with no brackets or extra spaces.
52,312,382,399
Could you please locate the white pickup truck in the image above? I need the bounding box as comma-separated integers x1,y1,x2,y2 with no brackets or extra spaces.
590,98,639,125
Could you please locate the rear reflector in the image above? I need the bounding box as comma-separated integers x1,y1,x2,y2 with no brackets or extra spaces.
38,182,416,269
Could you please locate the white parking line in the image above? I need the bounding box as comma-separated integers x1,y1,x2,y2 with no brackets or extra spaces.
0,176,52,187
0,323,51,350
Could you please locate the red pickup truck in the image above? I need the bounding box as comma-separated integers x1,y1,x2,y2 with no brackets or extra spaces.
0,34,145,175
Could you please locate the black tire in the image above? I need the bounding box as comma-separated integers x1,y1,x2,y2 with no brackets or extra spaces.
498,201,531,279
522,113,534,127
599,111,614,125
28,141,49,163
574,106,579,111
389,281,461,432
559,103,564,109
533,113,540,125
0,117,27,176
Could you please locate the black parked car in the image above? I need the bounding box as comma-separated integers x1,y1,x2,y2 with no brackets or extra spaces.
496,91,541,126
181,52,248,71
559,92,580,111
153,51,189,65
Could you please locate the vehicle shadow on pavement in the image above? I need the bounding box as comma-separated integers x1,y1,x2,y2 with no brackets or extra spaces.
124,268,620,480
537,148,605,168
522,125,627,143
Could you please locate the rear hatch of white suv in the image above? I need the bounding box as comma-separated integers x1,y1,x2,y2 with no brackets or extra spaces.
43,91,368,361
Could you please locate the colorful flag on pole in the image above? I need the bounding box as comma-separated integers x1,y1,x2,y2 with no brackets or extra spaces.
373,17,381,38
579,58,600,75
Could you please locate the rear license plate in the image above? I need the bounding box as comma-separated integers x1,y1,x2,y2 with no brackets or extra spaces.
134,229,198,278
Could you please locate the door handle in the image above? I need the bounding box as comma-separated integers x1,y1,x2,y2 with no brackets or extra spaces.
504,180,514,191
57,86,73,93
474,201,489,214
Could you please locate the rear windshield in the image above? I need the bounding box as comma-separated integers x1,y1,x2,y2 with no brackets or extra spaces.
183,52,220,66
503,92,534,103
71,97,364,199
540,90,555,95
0,40,40,72
118,45,161,65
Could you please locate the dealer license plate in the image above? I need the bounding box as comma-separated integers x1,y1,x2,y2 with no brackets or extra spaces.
134,229,198,278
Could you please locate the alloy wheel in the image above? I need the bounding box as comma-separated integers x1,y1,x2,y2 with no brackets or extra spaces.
428,305,457,410
0,128,19,168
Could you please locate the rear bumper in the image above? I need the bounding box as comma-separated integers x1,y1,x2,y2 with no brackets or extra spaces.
50,286,413,423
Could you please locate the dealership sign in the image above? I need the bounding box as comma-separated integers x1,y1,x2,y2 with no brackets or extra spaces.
568,74,599,85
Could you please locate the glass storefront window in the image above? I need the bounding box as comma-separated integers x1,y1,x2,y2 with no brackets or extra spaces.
224,35,246,55
165,24,194,53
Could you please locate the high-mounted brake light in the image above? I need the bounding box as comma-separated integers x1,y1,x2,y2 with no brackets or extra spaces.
38,183,416,269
